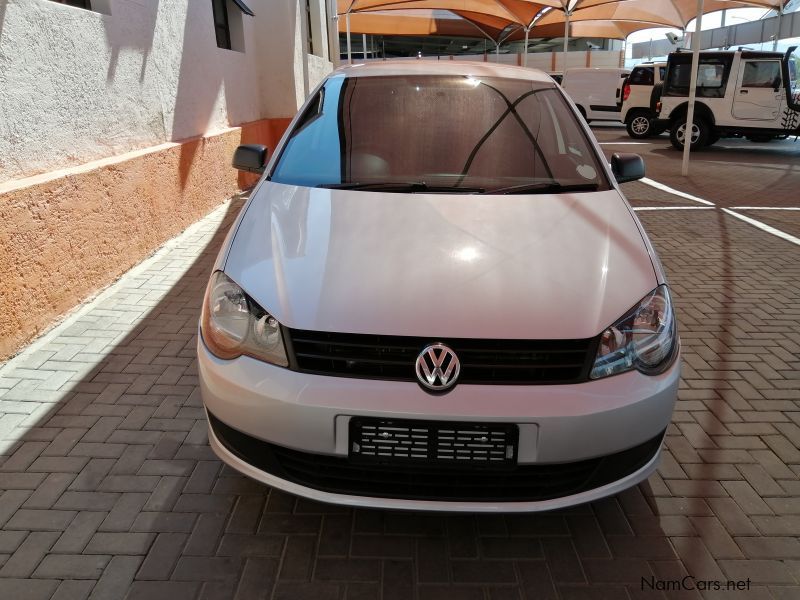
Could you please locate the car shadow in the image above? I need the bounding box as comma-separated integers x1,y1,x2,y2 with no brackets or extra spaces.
0,191,690,599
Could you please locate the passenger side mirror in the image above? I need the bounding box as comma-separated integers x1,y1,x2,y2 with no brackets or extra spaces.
233,144,269,174
611,153,645,184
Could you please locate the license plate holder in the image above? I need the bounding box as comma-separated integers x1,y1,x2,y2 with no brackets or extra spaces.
349,418,518,468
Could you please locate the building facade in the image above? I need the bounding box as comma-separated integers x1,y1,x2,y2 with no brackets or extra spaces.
0,0,334,359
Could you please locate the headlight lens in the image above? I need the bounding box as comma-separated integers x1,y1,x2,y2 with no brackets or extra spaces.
200,271,288,366
590,285,677,379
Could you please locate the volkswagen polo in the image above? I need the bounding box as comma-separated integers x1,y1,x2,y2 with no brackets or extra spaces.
198,61,680,512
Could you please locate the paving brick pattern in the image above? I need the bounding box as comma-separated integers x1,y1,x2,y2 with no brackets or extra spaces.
1,133,799,599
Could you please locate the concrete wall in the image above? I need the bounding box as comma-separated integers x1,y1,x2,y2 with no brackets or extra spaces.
364,50,625,72
0,0,333,184
0,0,333,360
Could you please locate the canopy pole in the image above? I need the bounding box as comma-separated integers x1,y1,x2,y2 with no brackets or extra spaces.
362,33,368,59
620,37,626,68
774,0,784,51
346,11,352,65
496,40,500,61
562,10,570,72
523,26,530,67
682,0,704,177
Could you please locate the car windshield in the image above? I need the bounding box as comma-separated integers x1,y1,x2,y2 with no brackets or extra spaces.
269,74,610,194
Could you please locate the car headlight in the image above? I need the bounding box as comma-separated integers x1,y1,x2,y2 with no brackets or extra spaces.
590,285,677,379
200,271,288,366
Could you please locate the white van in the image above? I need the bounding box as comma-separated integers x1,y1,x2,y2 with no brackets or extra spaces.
562,67,631,122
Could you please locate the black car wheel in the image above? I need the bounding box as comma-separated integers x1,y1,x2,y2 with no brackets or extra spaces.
670,117,709,150
626,111,653,139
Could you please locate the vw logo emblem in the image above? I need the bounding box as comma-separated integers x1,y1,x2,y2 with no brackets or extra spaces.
416,343,460,391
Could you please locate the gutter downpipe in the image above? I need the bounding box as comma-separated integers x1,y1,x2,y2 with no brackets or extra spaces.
681,0,704,177
523,25,530,67
346,10,352,64
563,10,571,71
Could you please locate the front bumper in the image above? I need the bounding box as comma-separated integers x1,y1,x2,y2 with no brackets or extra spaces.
199,337,679,511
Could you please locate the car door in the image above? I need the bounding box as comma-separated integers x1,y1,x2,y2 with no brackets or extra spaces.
732,59,784,122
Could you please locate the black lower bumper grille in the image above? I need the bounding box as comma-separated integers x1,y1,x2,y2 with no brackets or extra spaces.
350,418,518,465
208,412,664,503
286,329,598,385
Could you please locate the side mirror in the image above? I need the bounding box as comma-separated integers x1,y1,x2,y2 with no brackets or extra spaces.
233,144,268,174
611,153,645,184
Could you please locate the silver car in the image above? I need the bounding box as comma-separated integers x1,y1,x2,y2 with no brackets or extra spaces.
198,61,680,512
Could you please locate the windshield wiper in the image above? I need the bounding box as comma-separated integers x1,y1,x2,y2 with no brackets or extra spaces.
316,182,485,193
488,181,600,195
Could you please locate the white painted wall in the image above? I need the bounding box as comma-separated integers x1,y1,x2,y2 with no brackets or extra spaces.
362,51,624,72
0,0,333,184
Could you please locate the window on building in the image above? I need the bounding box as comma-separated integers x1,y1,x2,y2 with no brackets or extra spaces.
212,0,232,50
211,0,253,52
305,0,315,55
49,0,112,15
50,0,91,8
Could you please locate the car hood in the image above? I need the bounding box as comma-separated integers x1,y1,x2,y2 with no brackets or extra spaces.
224,182,658,340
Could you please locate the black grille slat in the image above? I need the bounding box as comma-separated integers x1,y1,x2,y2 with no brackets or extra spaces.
287,328,597,385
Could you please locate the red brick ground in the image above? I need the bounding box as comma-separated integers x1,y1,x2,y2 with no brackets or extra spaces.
0,128,798,599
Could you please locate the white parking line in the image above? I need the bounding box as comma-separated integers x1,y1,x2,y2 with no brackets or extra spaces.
634,206,715,211
599,142,652,145
639,178,715,206
722,209,800,247
730,207,800,211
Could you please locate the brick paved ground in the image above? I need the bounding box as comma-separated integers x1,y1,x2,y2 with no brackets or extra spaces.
0,130,799,599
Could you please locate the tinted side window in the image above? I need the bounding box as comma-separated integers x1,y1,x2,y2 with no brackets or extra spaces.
629,67,654,86
741,60,781,88
659,67,666,81
665,59,729,98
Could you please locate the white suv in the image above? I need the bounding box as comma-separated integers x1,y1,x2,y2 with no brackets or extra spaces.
621,62,668,138
199,61,680,512
657,47,800,149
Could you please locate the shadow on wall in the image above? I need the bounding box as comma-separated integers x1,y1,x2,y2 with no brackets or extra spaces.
172,0,301,190
172,0,235,190
101,0,160,83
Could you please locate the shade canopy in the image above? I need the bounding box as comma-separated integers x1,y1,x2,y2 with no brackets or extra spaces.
532,0,784,32
341,0,559,26
340,0,786,33
341,9,518,40
525,18,670,40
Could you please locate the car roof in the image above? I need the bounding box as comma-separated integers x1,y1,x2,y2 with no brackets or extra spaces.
333,60,557,84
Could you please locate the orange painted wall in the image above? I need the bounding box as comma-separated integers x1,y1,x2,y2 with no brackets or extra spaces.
0,118,290,361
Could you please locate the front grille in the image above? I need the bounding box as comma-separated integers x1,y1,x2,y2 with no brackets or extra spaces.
350,418,517,465
208,412,665,503
286,329,598,385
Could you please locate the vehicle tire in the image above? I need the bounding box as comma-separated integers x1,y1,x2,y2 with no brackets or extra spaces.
626,110,654,139
746,135,773,143
669,116,709,150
